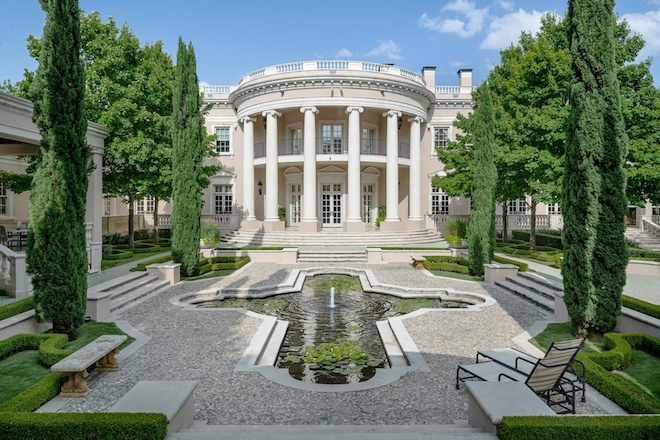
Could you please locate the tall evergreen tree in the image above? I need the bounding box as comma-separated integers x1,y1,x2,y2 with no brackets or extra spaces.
563,0,628,335
27,0,89,336
171,38,204,276
467,85,498,276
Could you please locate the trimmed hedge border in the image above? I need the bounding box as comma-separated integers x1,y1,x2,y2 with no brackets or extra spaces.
132,255,174,272
498,415,660,440
423,256,470,274
512,230,563,249
0,333,72,367
577,333,660,414
0,297,34,322
108,249,134,260
194,256,250,276
0,412,168,440
622,296,660,320
493,255,529,271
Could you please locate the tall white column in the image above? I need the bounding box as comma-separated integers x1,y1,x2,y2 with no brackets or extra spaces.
300,106,319,232
242,117,256,222
345,106,365,232
408,116,423,226
263,110,283,230
382,110,402,230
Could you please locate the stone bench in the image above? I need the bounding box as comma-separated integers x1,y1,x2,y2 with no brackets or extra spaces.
109,381,197,433
410,254,426,270
50,334,127,397
465,381,556,435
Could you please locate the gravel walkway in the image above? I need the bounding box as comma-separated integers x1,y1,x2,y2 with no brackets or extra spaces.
59,263,611,424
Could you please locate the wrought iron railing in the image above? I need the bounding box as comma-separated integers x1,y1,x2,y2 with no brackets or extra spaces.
253,138,409,159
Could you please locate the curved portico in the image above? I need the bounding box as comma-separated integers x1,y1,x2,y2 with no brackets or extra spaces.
201,61,474,233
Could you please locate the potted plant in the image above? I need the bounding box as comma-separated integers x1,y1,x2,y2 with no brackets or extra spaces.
200,220,220,247
444,219,468,248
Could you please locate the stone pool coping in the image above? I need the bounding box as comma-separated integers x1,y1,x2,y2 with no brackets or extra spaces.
167,266,496,392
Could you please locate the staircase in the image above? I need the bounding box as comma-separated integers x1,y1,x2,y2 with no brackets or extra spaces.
296,248,368,263
494,271,563,313
167,420,496,439
625,227,660,251
221,229,443,247
88,271,170,315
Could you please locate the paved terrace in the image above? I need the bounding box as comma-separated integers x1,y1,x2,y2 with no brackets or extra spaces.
52,262,619,425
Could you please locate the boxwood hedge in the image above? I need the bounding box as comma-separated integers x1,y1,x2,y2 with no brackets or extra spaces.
0,297,34,322
0,412,168,440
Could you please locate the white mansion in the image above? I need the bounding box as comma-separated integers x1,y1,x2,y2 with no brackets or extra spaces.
198,61,475,233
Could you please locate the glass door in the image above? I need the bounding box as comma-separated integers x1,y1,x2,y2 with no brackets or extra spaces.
321,183,342,226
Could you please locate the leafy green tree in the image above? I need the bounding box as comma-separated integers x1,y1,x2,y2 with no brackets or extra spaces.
467,84,498,276
171,38,204,276
563,0,628,336
26,0,89,336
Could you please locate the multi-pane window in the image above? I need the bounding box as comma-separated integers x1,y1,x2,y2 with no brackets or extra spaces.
135,196,155,215
433,127,449,150
548,203,561,215
104,198,111,216
508,199,529,214
289,127,302,154
362,127,376,154
214,184,233,214
290,184,301,223
322,124,343,154
0,183,7,215
215,127,230,153
431,186,449,215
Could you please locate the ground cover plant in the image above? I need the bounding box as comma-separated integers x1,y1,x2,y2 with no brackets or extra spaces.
306,275,361,292
530,322,660,414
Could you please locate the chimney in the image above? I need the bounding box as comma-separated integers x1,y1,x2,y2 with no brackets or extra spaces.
422,66,436,88
457,69,473,92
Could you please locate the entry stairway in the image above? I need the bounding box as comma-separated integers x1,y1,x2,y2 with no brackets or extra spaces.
220,228,443,247
494,270,563,314
167,420,496,439
88,271,170,316
625,227,660,251
297,247,368,263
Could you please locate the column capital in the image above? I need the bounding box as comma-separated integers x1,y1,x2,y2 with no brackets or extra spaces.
262,110,282,118
300,106,319,114
408,116,425,124
346,106,364,114
241,116,256,124
382,110,402,118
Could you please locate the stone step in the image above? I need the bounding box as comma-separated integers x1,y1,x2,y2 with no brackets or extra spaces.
88,271,149,295
494,279,554,312
103,274,160,299
506,275,560,301
167,423,495,439
110,279,170,313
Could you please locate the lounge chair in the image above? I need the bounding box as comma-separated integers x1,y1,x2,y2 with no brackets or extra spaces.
456,338,586,414
476,339,586,403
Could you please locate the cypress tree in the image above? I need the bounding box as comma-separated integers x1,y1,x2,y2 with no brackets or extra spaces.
171,38,204,276
27,0,89,336
468,85,498,276
563,0,628,335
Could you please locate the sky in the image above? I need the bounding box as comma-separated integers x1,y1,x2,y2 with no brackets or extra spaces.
2,0,660,88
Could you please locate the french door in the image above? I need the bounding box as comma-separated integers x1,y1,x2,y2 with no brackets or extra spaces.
321,183,342,226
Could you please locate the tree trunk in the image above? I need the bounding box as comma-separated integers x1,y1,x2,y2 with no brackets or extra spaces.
501,201,509,243
530,199,538,251
153,195,160,243
128,195,134,248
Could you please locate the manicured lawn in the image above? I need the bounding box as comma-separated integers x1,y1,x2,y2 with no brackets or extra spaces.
0,322,133,407
0,350,51,403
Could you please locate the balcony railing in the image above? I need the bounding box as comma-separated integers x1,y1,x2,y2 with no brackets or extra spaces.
236,61,426,87
253,138,410,159
156,214,239,230
427,214,564,232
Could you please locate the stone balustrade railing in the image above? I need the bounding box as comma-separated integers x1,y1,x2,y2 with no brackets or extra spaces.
427,213,564,232
156,214,239,231
0,244,31,299
641,217,660,239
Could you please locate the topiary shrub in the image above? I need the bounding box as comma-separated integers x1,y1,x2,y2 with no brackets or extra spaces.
102,244,113,260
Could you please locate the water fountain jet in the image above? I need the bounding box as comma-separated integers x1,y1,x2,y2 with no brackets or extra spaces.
329,287,336,308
